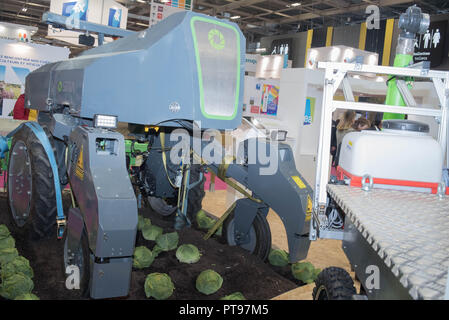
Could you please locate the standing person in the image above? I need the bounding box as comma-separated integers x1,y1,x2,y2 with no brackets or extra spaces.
13,93,29,120
330,119,339,167
334,110,356,166
352,118,371,131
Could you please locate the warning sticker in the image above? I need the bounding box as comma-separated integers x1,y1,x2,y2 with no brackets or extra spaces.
291,175,306,189
75,145,84,180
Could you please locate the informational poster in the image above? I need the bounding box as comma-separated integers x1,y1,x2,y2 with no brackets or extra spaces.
303,97,316,126
245,54,259,73
48,0,128,46
414,21,447,68
108,7,122,27
243,76,280,118
0,39,69,118
61,0,88,21
260,84,279,116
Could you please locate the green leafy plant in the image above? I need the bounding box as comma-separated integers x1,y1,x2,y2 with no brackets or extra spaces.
1,256,34,280
176,244,201,264
14,293,39,300
268,249,289,267
133,246,157,269
291,261,321,284
196,210,215,230
142,224,163,241
0,273,34,300
196,269,223,295
0,236,15,250
0,248,19,265
0,225,10,240
144,273,174,300
155,232,179,251
220,292,245,300
137,215,151,231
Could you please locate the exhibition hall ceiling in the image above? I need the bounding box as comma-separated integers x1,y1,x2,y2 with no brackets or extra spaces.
1,0,449,49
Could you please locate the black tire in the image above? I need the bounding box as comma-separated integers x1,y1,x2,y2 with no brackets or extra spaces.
222,210,271,261
186,165,206,222
149,165,206,221
312,267,356,300
7,125,57,239
63,229,91,297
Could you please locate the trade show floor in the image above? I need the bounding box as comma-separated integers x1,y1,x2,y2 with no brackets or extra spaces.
0,193,304,300
202,190,361,300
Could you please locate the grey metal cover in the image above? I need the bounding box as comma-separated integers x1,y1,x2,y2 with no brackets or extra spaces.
382,120,430,133
328,184,449,300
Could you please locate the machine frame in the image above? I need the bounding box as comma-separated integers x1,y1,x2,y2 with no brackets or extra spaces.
311,60,449,299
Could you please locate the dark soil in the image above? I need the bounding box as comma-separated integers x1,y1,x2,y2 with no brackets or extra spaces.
0,193,301,300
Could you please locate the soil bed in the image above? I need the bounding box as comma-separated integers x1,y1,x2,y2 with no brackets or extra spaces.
0,194,301,300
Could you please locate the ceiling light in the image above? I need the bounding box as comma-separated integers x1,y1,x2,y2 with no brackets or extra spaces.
230,16,241,20
291,2,301,7
22,7,28,12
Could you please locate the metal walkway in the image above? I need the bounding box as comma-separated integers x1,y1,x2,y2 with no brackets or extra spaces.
328,184,449,300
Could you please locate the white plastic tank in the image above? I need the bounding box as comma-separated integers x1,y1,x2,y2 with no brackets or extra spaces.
339,120,443,192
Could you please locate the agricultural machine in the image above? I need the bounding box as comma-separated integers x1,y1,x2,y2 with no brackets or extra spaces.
1,11,312,299
310,6,449,300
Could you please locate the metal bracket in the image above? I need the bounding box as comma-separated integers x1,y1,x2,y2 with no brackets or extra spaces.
396,80,417,108
361,174,374,192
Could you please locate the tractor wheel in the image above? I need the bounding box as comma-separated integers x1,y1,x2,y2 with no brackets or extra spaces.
312,267,356,300
7,125,57,239
63,230,90,297
222,210,271,261
149,165,205,220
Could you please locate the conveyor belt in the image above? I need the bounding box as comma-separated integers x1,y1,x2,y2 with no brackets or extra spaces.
327,184,449,300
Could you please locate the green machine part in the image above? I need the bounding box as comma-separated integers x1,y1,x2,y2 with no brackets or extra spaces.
125,140,149,167
383,54,414,120
383,5,430,120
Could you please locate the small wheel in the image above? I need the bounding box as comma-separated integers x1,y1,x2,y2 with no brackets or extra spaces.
7,125,57,239
313,267,356,300
222,210,271,261
63,230,91,297
148,165,205,220
148,197,177,216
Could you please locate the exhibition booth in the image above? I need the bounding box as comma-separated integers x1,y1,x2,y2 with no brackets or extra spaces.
0,0,448,303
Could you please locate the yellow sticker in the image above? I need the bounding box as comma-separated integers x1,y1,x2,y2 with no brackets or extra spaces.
305,195,312,222
75,145,84,180
348,141,353,146
292,176,306,189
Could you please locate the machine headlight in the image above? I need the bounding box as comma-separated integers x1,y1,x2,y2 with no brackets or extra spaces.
94,114,118,129
270,130,288,142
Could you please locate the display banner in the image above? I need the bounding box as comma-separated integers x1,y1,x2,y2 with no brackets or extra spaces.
149,0,192,28
270,38,293,60
48,0,128,46
414,20,447,68
0,39,69,118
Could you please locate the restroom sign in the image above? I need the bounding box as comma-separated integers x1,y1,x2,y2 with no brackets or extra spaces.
414,20,447,68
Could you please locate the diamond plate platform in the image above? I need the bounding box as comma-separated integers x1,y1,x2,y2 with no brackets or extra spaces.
327,184,449,300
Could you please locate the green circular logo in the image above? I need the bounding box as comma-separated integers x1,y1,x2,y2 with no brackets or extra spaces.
208,29,225,50
57,81,63,93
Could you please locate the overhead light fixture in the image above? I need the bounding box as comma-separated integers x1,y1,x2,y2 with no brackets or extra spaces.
230,16,241,20
22,7,28,12
136,0,146,3
290,2,301,7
